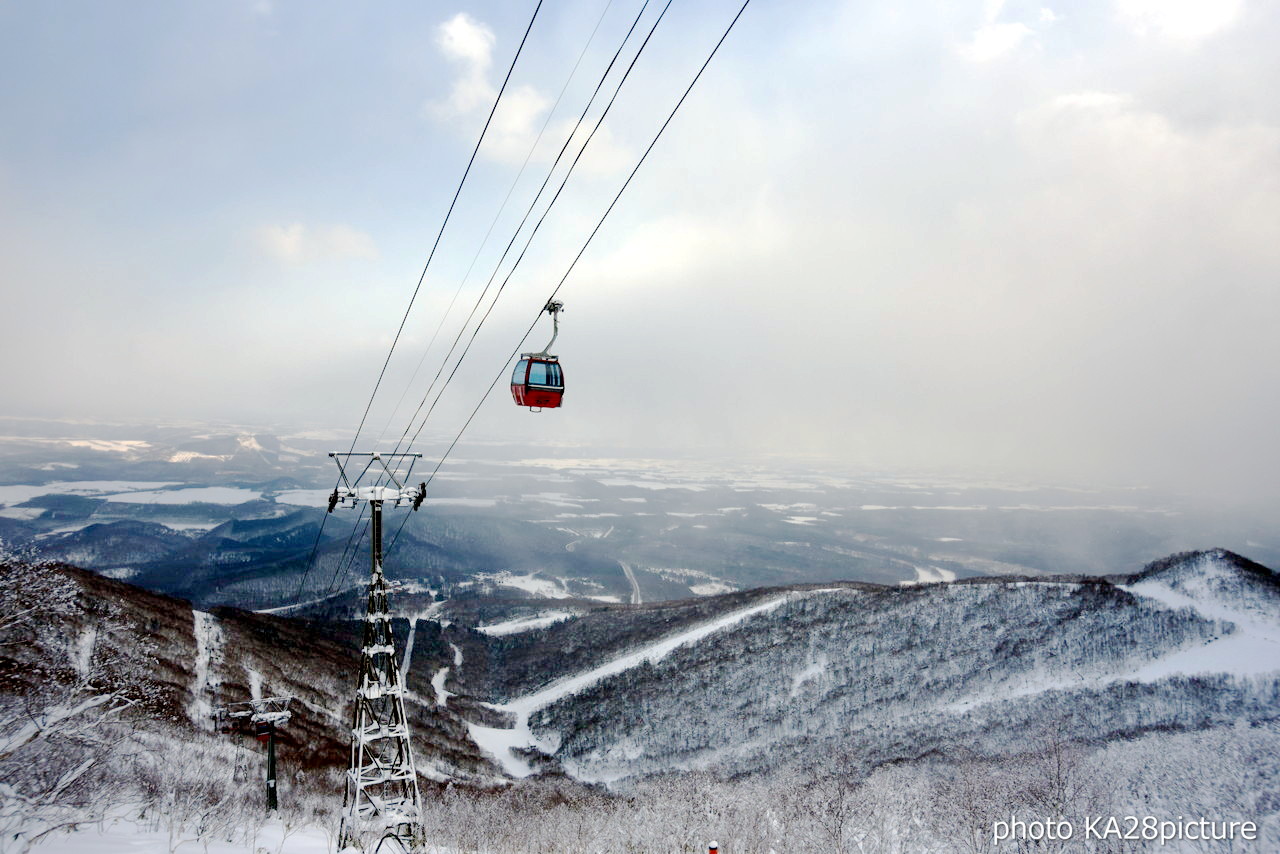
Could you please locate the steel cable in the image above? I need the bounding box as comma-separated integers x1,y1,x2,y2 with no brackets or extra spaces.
371,0,620,457
291,0,544,605
386,0,754,558
383,0,661,481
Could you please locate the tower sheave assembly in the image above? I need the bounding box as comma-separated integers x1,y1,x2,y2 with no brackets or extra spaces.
214,697,293,811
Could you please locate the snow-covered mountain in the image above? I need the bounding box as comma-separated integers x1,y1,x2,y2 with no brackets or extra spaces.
435,549,1280,786
4,549,1278,851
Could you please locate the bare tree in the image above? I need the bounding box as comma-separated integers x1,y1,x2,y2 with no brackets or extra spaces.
0,561,153,854
929,755,1022,854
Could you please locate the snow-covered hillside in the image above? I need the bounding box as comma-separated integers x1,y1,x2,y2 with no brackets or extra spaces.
0,558,497,853
4,549,1278,852
447,550,1280,785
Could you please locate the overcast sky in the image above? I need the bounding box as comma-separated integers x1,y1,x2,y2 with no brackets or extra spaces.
1,0,1277,501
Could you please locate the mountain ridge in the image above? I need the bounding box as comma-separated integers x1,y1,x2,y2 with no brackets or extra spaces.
467,549,1280,785
4,548,1276,795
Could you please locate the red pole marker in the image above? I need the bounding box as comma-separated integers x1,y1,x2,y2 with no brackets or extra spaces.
708,842,719,854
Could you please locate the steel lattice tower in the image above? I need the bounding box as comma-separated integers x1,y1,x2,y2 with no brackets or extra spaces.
328,453,426,851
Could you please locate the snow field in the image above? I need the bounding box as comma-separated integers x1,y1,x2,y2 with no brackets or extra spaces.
102,487,261,505
467,572,572,600
0,481,181,506
30,816,333,854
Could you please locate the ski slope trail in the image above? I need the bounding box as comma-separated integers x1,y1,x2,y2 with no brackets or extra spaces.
1123,575,1280,644
254,586,356,615
466,593,791,777
398,603,448,682
477,611,575,636
431,642,464,707
620,561,642,604
187,610,223,730
432,666,454,707
949,556,1280,714
401,614,420,684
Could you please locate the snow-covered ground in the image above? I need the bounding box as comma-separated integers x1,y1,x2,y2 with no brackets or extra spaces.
789,656,828,697
521,492,594,508
0,506,47,520
1124,557,1280,642
102,487,261,505
273,488,334,507
30,816,333,854
431,666,454,707
903,565,958,585
188,610,224,730
256,588,360,616
476,611,576,636
471,572,571,600
0,481,180,506
0,436,151,455
0,480,270,508
595,477,705,491
689,582,736,596
620,563,642,605
1120,561,1280,674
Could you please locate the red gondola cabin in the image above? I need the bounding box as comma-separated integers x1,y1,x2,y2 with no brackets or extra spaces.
511,357,564,409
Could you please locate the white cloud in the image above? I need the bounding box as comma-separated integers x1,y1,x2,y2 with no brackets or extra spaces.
429,13,546,159
1042,91,1131,110
964,91,1279,482
256,223,305,261
438,11,495,66
434,13,497,115
578,201,790,294
958,1,1056,62
559,80,1280,485
426,12,631,174
539,118,633,177
998,90,1280,305
482,84,552,162
959,21,1035,62
254,223,378,264
322,225,379,260
8,0,1276,497
1115,0,1244,44
1014,91,1280,258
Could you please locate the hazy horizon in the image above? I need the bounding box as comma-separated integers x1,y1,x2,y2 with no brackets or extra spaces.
3,413,1278,522
2,1,1277,506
